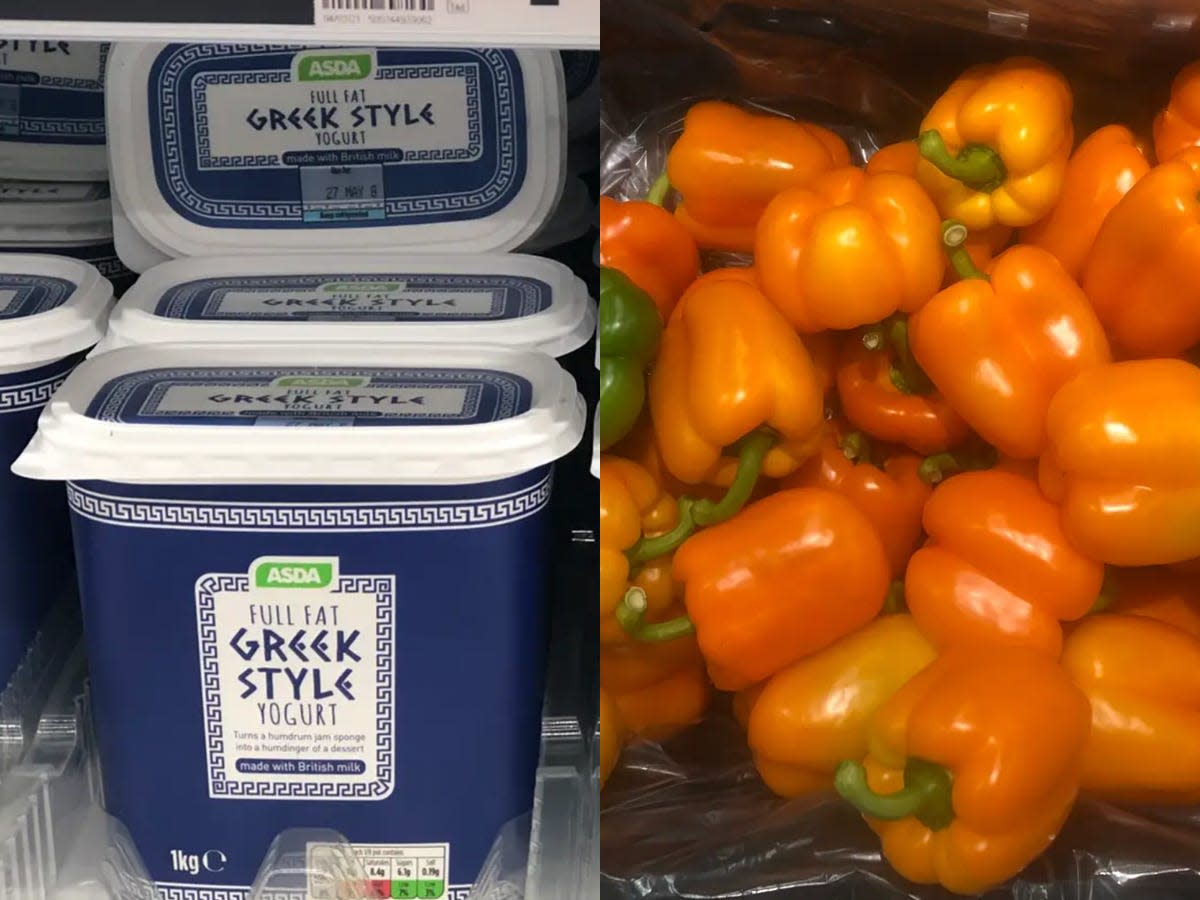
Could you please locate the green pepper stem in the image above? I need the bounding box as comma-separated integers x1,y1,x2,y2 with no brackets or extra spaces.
840,431,873,466
691,430,775,526
628,498,696,564
647,173,671,207
917,130,1006,193
918,444,999,485
835,758,955,831
887,318,934,396
1090,568,1118,614
615,586,696,642
942,219,989,282
882,581,906,614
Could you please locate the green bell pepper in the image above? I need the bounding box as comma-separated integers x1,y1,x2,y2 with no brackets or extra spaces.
599,267,662,450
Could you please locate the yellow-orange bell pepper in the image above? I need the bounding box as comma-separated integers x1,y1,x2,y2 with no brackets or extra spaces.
666,101,850,252
915,57,1073,229
599,456,681,645
1062,614,1200,805
1107,566,1200,640
909,224,1111,460
648,276,825,486
1080,148,1200,358
906,470,1104,657
781,421,931,577
835,647,1091,895
1040,358,1200,565
749,615,936,798
599,196,700,321
755,167,943,332
598,687,623,789
671,488,890,691
1154,60,1200,163
600,637,710,741
1021,125,1150,278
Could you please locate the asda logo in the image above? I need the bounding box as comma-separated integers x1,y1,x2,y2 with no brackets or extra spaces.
253,558,337,589
322,282,403,294
297,52,373,82
273,375,369,388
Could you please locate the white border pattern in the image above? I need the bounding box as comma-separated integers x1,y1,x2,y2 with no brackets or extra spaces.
67,470,552,533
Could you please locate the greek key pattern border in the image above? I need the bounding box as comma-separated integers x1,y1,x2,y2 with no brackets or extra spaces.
157,884,472,900
194,70,291,170
0,368,69,413
199,573,395,800
67,470,553,533
154,44,520,225
157,273,551,320
36,43,110,90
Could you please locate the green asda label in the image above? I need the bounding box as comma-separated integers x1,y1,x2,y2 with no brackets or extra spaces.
272,376,370,388
254,559,336,589
297,52,373,82
321,282,404,294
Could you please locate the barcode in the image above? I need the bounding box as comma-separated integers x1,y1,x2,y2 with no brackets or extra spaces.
320,0,434,9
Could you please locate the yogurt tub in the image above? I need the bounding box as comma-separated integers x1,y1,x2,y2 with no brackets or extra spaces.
0,41,109,181
94,253,596,368
107,44,567,271
0,253,112,686
519,176,594,253
0,180,135,295
14,341,584,897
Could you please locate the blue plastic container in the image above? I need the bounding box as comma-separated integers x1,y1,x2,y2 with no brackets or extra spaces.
15,342,584,899
0,253,111,685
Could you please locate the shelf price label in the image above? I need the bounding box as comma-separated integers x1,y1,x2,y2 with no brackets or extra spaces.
313,0,598,45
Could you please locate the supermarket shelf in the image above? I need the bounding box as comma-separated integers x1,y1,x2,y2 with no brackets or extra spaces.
0,0,598,48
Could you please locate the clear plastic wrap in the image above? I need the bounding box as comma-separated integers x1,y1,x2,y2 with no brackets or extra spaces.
600,2,1200,897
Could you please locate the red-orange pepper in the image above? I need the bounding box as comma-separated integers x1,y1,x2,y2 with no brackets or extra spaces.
666,100,851,252
599,195,700,321
905,469,1104,657
600,634,710,741
1154,60,1200,164
836,325,969,455
1080,148,1200,358
1021,125,1150,279
909,224,1111,460
781,421,930,577
755,167,943,332
670,488,890,691
1106,566,1200,640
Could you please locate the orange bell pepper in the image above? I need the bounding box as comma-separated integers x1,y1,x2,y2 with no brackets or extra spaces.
666,100,850,252
1040,358,1200,565
1106,566,1200,640
781,421,931,577
598,687,623,789
1062,614,1200,805
836,324,969,455
867,141,1012,278
1080,148,1200,358
835,647,1091,895
749,615,936,798
1154,60,1200,164
909,224,1111,460
599,456,681,645
916,57,1074,229
600,638,710,741
670,487,890,691
905,470,1104,657
648,276,825,486
1021,125,1150,278
754,167,943,332
599,196,700,321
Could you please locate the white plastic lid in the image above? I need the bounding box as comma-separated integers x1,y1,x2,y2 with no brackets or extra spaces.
0,254,113,370
0,42,109,182
15,342,585,486
520,176,594,252
0,181,114,245
96,253,595,357
107,44,567,263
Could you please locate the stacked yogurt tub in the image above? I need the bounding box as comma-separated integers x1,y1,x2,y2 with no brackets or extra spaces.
0,43,135,297
0,42,597,900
